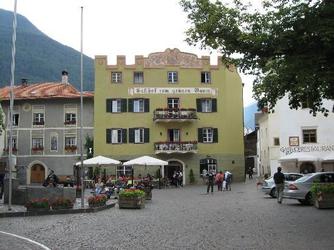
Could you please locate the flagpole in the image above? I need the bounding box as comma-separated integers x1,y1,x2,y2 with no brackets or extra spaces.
80,6,85,208
7,0,18,211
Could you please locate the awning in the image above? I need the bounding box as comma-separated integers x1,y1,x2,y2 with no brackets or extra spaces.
323,152,334,162
75,155,120,166
279,153,321,162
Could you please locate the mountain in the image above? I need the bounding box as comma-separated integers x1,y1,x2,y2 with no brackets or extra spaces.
244,102,258,132
0,9,94,90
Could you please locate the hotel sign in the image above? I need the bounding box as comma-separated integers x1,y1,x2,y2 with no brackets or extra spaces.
128,87,218,96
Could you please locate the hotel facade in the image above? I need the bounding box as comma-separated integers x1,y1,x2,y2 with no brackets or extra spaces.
94,49,245,184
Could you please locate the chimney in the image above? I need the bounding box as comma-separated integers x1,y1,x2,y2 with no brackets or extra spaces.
21,78,28,86
62,70,69,84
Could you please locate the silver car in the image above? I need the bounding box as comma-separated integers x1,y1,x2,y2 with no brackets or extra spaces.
283,172,334,205
261,173,303,198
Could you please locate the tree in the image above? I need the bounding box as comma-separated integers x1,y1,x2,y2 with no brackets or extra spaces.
180,0,334,115
84,135,94,159
189,169,195,184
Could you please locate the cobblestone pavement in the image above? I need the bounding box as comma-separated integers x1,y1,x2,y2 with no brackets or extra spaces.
0,178,333,250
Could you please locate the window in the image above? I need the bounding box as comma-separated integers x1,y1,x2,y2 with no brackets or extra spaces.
33,113,44,125
111,72,122,83
200,158,217,175
273,137,280,146
134,72,144,84
106,129,127,144
129,128,150,144
197,98,217,112
65,136,76,147
65,113,76,125
301,98,310,109
168,129,180,142
303,129,317,143
32,138,43,150
12,114,19,126
201,72,211,84
168,71,178,83
198,128,218,143
7,137,17,150
128,99,149,112
106,99,127,113
117,165,132,178
167,98,179,109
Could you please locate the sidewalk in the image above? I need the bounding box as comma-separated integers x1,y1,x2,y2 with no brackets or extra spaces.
0,189,117,218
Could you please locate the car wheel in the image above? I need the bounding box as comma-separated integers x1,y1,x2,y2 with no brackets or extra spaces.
270,188,277,198
298,193,313,205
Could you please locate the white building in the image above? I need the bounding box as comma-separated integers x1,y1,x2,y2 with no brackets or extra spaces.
255,95,334,176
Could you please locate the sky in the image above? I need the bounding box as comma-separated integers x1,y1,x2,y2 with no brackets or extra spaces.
0,0,257,106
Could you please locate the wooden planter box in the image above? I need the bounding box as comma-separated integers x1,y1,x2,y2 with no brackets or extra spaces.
118,196,145,209
89,203,106,209
314,193,334,209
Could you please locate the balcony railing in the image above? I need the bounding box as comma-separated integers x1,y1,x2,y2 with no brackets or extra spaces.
153,108,197,122
154,141,198,154
64,120,76,125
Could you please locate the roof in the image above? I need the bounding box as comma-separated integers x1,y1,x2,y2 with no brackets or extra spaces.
0,82,94,100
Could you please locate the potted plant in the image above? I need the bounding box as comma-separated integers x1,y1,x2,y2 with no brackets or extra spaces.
51,197,74,210
25,198,50,212
118,189,145,209
310,183,334,209
88,194,108,208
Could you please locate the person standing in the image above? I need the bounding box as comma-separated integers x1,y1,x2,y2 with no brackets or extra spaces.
273,167,285,204
215,171,223,191
206,170,215,194
247,167,253,179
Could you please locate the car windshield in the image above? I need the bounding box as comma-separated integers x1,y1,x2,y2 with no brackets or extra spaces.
295,174,313,183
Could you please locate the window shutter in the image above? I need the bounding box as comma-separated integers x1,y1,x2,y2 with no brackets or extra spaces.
144,128,149,143
213,128,218,143
128,99,134,112
144,99,150,112
122,129,127,143
121,99,127,112
212,99,217,112
106,129,111,143
129,128,134,143
198,128,203,143
196,99,202,112
106,99,111,112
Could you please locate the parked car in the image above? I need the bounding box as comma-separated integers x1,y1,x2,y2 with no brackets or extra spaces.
261,173,303,198
283,172,334,205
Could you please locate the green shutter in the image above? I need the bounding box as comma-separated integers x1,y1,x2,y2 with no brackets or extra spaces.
144,99,150,112
129,128,134,143
198,128,203,143
106,99,111,112
213,128,218,143
128,99,134,112
122,129,127,143
196,99,202,112
144,128,149,143
106,129,111,143
121,99,127,112
212,99,217,112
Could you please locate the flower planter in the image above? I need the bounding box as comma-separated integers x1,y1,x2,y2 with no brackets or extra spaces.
89,203,106,209
118,196,145,209
314,193,334,209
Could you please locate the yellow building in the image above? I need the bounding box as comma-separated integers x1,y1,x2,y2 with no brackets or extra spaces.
94,49,244,184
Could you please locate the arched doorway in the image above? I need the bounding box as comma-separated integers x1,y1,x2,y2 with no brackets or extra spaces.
165,160,184,186
30,164,45,184
300,162,315,174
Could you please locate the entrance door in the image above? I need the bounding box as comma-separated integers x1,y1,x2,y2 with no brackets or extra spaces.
164,161,183,182
31,164,45,183
300,162,315,174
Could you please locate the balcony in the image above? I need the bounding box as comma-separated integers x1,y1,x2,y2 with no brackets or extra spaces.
154,141,198,154
64,120,77,126
153,108,197,122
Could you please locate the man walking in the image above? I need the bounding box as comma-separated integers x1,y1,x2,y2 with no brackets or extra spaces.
273,167,285,204
206,170,215,194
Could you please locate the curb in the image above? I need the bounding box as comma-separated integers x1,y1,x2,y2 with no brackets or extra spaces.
0,202,116,218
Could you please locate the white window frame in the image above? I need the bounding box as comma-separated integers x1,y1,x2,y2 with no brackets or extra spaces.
65,136,76,147
167,98,179,109
133,99,145,112
134,128,145,143
12,113,19,127
201,99,212,112
32,138,43,149
302,129,317,143
111,72,122,83
201,71,211,84
203,128,213,143
111,129,123,144
134,72,144,84
168,71,178,83
112,100,122,113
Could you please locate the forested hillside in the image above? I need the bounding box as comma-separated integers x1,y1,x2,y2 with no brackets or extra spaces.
0,9,94,90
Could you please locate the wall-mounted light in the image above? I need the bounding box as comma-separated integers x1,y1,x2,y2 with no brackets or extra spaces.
160,132,162,136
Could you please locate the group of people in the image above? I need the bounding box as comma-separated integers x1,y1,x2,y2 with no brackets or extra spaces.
172,170,183,187
203,169,233,194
